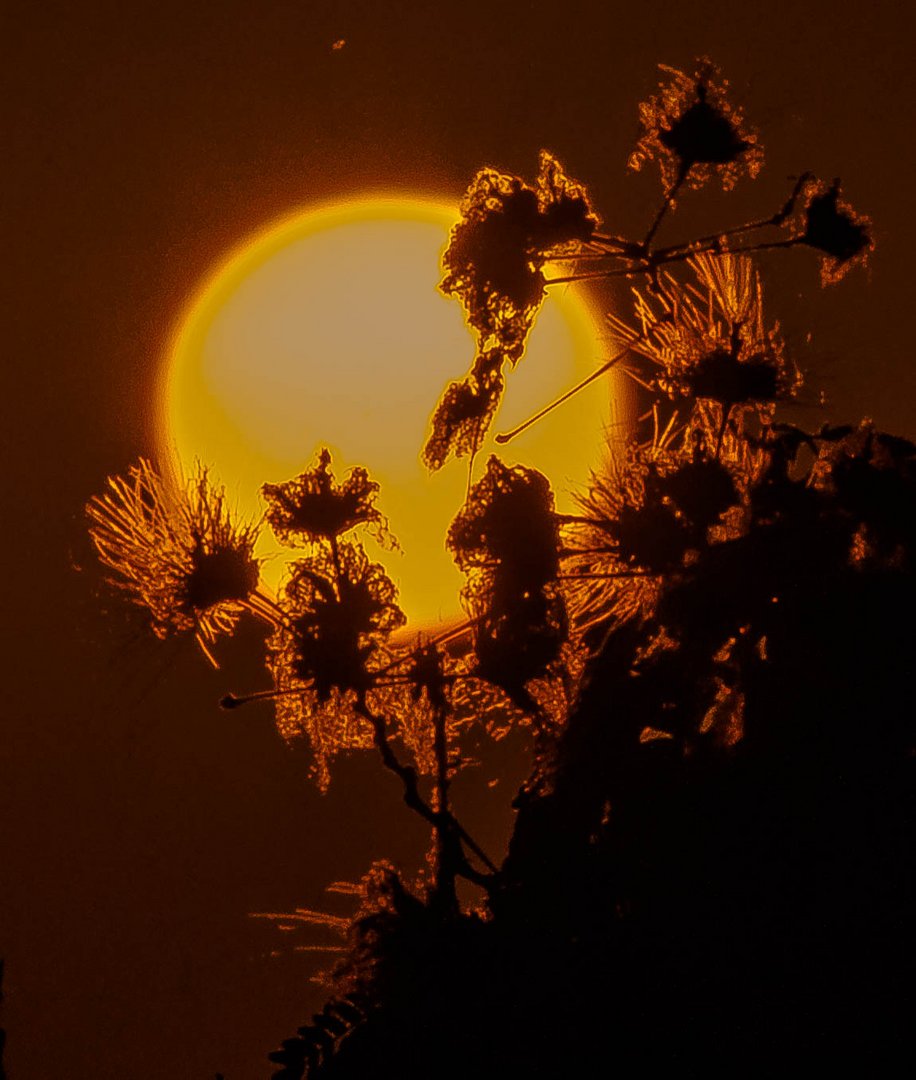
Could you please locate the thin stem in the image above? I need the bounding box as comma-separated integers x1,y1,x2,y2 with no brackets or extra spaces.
544,265,648,285
554,513,616,529
222,688,278,709
363,621,475,688
243,588,288,629
356,694,497,883
559,570,656,581
495,347,630,445
650,174,811,263
644,163,689,249
550,249,629,262
329,535,343,598
431,703,458,912
648,236,801,274
653,217,776,261
587,231,633,248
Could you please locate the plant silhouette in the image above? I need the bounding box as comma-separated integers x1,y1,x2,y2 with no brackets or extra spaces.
85,58,911,1077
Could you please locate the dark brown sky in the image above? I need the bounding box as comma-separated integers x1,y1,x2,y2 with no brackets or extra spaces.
2,2,914,1076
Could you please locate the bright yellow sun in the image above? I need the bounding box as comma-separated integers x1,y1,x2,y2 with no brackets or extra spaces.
159,197,632,630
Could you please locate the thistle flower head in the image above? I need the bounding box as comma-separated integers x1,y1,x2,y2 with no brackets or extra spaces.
262,449,393,548
86,459,260,660
561,448,670,633
629,59,763,192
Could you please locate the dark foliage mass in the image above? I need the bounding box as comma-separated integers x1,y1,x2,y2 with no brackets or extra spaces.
246,59,912,1080
262,60,907,1079
273,423,915,1078
0,960,6,1080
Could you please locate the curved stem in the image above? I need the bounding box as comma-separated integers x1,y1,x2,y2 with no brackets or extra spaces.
643,163,690,249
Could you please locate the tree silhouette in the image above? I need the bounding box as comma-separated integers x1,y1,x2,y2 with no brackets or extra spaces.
85,58,911,1077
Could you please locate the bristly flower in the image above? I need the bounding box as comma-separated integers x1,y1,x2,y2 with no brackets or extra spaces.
795,178,873,284
262,448,395,548
561,447,671,635
609,253,799,454
427,151,599,469
267,542,405,789
86,459,260,663
629,59,763,193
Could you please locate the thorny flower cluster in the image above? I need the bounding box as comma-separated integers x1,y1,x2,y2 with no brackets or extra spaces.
87,57,875,902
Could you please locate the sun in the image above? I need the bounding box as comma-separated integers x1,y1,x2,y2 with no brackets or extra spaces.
158,197,631,630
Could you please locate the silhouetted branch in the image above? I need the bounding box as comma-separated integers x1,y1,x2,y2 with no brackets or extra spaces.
356,693,497,884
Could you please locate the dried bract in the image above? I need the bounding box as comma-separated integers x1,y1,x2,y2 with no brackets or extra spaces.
797,178,873,284
428,151,598,467
86,459,260,659
423,350,504,471
629,59,763,192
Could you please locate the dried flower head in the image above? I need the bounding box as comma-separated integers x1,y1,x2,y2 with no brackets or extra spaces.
267,542,405,788
448,457,568,710
796,178,873,284
815,420,916,567
271,543,405,701
629,59,763,192
649,456,738,533
86,459,260,662
427,151,598,468
441,150,598,351
262,448,393,547
448,455,560,591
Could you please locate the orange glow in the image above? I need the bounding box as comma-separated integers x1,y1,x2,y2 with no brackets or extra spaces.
159,198,631,630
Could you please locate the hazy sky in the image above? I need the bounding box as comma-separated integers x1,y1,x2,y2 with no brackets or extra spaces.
3,2,914,1076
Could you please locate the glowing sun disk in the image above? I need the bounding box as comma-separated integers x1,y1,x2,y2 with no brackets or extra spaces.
159,198,630,630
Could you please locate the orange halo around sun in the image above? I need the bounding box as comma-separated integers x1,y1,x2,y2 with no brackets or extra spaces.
158,197,632,631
